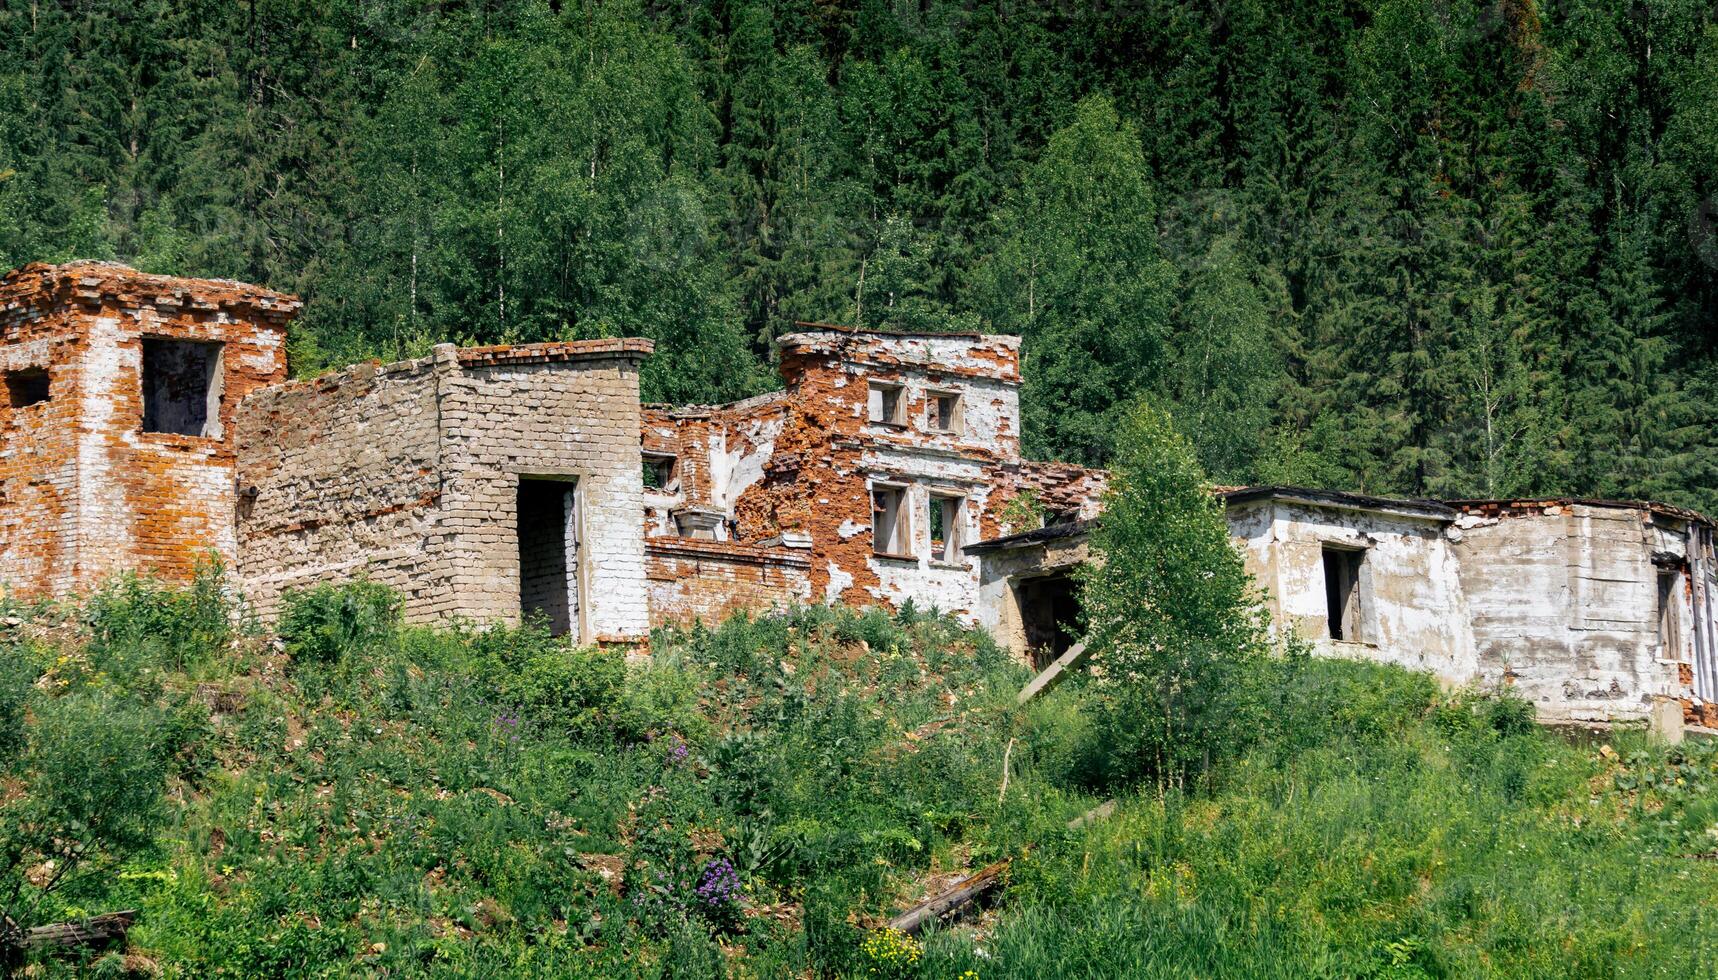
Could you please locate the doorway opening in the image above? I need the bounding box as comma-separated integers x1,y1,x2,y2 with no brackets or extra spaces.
1658,567,1683,656
1017,570,1082,669
518,477,580,638
1322,545,1365,642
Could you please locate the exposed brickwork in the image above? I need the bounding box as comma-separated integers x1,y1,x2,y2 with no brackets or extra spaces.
0,261,297,597
645,537,812,626
642,392,790,539
237,342,653,643
643,327,1108,624
235,355,445,617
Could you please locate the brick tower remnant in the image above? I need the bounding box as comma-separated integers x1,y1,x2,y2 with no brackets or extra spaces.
0,262,298,596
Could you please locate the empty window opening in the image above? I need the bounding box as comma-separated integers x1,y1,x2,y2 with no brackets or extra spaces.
1658,568,1683,656
5,368,49,408
1322,545,1366,642
518,478,580,638
929,390,962,433
868,382,906,426
142,338,223,437
1018,572,1083,670
643,453,678,491
872,484,911,557
928,493,964,562
1043,508,1080,528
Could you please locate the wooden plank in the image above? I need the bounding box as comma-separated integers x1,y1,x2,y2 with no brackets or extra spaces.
884,800,1116,936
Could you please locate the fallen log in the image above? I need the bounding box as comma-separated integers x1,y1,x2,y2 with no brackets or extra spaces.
885,800,1116,936
1065,798,1115,830
886,859,1012,936
8,909,137,952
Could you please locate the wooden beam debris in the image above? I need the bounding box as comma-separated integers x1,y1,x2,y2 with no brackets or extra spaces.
23,910,137,950
1,909,137,963
884,799,1115,936
1016,640,1091,704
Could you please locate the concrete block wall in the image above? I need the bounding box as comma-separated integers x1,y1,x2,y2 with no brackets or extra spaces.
1229,498,1477,684
437,343,652,644
1451,502,1690,722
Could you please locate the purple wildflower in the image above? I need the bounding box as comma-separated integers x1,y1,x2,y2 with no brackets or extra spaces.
666,738,690,765
694,858,741,908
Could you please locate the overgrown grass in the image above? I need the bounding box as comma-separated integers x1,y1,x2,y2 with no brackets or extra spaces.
923,660,1718,978
1,578,1716,977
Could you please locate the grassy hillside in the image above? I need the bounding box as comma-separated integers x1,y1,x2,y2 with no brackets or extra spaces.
2,572,1716,977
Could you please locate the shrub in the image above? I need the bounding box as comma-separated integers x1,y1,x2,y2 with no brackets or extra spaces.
85,561,233,677
0,646,34,766
0,694,169,926
278,579,401,669
614,655,706,744
1082,401,1272,789
504,645,627,742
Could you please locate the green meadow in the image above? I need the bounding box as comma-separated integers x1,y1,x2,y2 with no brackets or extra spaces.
0,571,1713,977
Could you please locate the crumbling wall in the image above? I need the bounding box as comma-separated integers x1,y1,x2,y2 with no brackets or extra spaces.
1451,502,1689,722
236,357,446,620
1002,461,1109,535
641,392,788,542
972,530,1093,662
647,329,1107,626
0,271,85,596
0,262,296,597
239,341,653,643
645,537,811,626
1231,499,1476,683
728,331,1029,618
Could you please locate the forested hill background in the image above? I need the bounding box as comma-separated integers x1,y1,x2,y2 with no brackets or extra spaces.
2,0,1716,508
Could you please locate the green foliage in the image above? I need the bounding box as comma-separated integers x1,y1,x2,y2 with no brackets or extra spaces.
0,693,170,927
277,579,401,670
0,645,34,767
85,561,232,678
0,575,1714,973
977,94,1177,465
500,643,702,745
1082,401,1272,788
3,0,1717,504
921,660,1718,978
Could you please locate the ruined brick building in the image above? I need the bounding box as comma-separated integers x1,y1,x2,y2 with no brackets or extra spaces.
1,261,1714,727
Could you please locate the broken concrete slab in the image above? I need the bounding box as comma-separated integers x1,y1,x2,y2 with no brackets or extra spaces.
1018,640,1091,704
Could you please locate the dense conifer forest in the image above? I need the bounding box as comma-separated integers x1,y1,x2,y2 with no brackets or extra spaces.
2,0,1715,507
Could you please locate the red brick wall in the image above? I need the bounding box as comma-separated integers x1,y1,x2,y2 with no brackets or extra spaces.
645,537,811,626
0,270,88,595
644,329,1107,617
0,262,298,597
